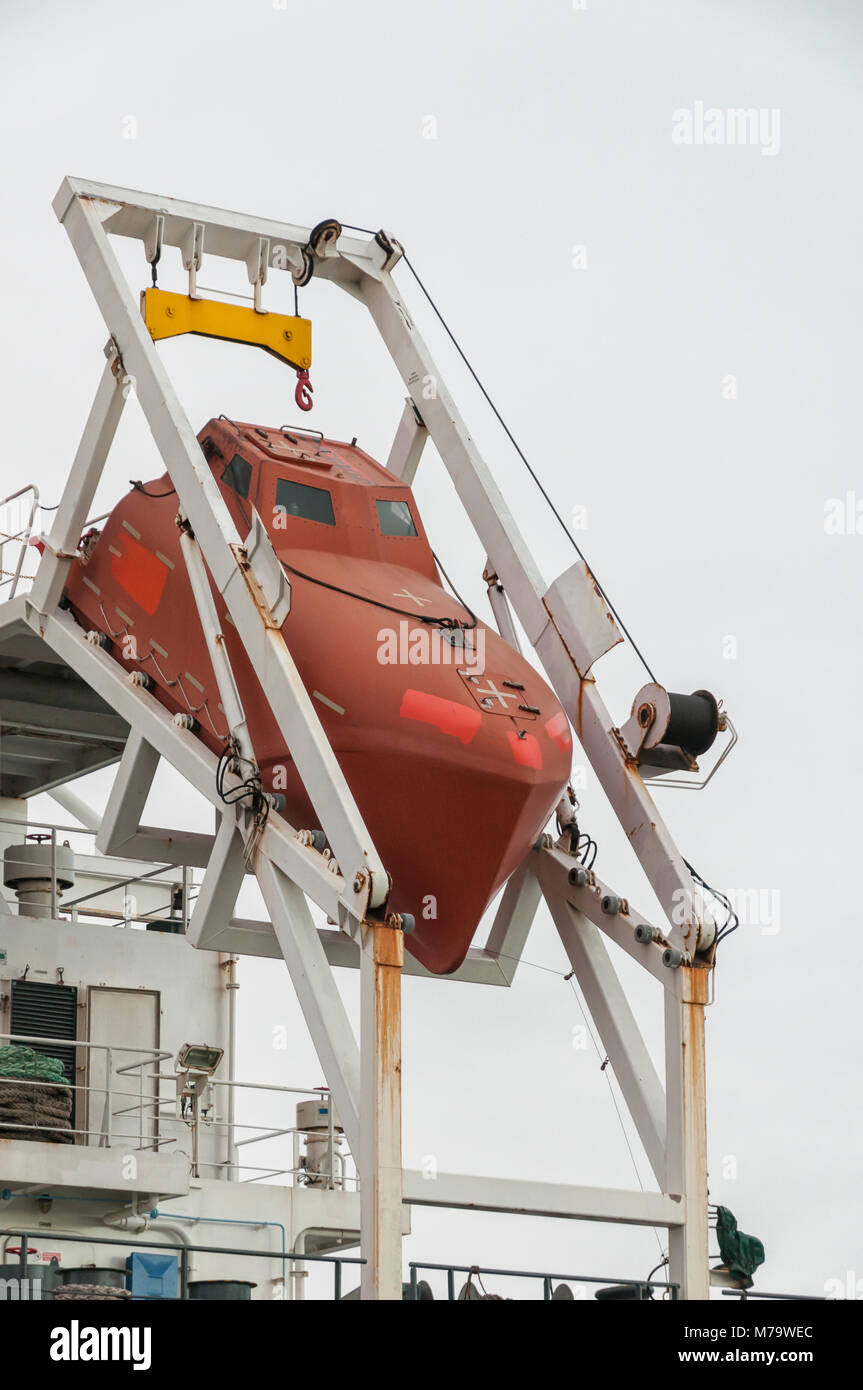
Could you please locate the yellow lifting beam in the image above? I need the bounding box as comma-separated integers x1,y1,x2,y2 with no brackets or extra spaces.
140,288,311,370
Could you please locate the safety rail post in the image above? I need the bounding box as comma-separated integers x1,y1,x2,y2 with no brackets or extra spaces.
327,1099,334,1190
101,1045,113,1149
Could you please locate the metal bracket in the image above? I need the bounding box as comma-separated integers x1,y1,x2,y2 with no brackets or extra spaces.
245,236,269,312
180,221,205,298
240,508,292,627
144,214,164,273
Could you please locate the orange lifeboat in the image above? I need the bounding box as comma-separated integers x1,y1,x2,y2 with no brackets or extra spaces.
62,418,572,973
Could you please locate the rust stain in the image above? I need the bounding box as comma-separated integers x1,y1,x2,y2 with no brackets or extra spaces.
687,965,711,1006
375,923,403,1085
231,543,281,629
374,925,404,968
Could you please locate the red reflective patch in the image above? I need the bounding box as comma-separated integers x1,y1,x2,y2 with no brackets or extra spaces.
545,710,572,752
110,533,168,615
400,689,481,745
507,730,543,769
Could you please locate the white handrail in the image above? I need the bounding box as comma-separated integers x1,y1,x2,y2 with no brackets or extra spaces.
0,484,39,597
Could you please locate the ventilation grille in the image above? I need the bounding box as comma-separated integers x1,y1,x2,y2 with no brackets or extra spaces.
9,980,78,1125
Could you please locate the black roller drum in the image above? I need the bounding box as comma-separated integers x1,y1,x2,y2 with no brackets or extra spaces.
664,690,719,757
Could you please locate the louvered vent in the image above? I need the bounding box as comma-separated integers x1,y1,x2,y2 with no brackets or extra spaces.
9,980,78,1125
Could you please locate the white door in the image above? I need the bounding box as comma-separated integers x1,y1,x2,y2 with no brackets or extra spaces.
87,987,160,1148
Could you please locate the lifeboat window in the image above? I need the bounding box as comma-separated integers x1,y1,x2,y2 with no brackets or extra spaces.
275,477,335,525
221,454,252,499
376,498,417,537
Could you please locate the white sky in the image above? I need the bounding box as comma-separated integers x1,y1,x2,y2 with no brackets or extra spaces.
2,0,861,1298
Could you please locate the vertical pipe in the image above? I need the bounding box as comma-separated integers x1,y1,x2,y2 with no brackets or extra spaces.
50,829,57,921
327,1098,334,1190
222,954,238,1178
293,1232,306,1302
191,1094,199,1178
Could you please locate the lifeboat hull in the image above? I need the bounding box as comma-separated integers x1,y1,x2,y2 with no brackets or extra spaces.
62,419,572,973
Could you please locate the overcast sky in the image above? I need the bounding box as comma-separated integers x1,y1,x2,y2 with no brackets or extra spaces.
2,0,861,1298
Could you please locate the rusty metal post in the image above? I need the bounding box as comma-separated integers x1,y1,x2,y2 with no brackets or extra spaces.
665,965,710,1300
359,922,404,1300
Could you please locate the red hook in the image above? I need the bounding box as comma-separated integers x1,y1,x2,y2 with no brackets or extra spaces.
295,368,313,412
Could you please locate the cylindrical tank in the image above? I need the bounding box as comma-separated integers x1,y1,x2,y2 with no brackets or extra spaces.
296,1097,344,1187
3,841,75,919
57,1266,125,1289
595,1283,651,1300
187,1279,256,1300
53,1266,130,1300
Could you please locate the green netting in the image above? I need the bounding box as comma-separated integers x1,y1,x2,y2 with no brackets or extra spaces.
716,1205,765,1290
0,1044,67,1084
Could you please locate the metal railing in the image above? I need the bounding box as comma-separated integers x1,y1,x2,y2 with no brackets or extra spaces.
722,1288,825,1301
0,1233,687,1302
0,1227,363,1300
0,491,112,602
0,1028,357,1188
129,1070,357,1188
0,814,195,929
0,1030,172,1149
407,1260,679,1300
0,485,40,599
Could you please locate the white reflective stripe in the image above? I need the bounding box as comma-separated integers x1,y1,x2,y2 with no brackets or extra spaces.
313,690,345,716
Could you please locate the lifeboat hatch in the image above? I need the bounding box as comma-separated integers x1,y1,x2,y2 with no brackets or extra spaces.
458,670,540,720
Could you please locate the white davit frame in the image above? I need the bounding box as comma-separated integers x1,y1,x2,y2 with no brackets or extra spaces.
0,178,720,1298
